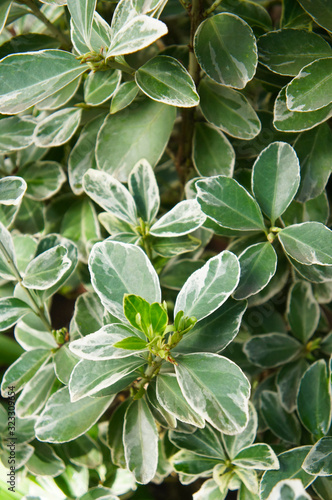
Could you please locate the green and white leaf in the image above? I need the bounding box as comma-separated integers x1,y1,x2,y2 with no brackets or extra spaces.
33,108,82,148
156,373,205,428
69,356,145,401
287,281,320,343
0,176,26,206
286,57,332,112
232,444,279,471
169,424,226,459
193,122,235,177
260,391,302,444
88,241,161,321
278,222,332,266
67,0,96,47
174,250,240,321
20,161,66,201
150,200,205,237
258,29,332,76
196,176,265,232
1,349,50,397
128,159,160,224
96,98,176,181
35,387,113,443
135,55,199,107
83,168,137,225
199,79,261,140
175,353,250,434
123,398,158,484
36,77,81,111
0,116,35,153
298,0,332,33
84,69,121,106
26,440,65,477
0,297,31,332
0,50,88,114
244,333,302,368
0,222,17,280
22,245,71,290
69,323,146,360
194,13,257,89
110,80,139,114
302,437,332,476
297,360,332,438
252,142,300,223
274,87,332,133
16,362,56,418
234,243,277,300
266,479,312,500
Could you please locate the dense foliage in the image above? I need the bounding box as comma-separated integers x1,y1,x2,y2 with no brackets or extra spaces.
0,0,331,499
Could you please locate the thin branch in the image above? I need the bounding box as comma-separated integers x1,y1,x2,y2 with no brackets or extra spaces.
204,0,223,17
21,0,71,49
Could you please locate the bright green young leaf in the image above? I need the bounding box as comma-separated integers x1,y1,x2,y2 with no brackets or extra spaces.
196,176,265,232
68,356,144,401
298,0,332,32
258,29,332,76
20,161,66,201
96,98,176,181
36,77,81,111
0,116,35,153
26,440,65,477
0,297,31,332
110,80,139,114
123,294,152,335
297,360,332,438
274,87,332,133
260,391,302,444
150,200,205,237
128,159,160,224
302,437,332,476
88,241,161,321
22,245,71,290
287,281,320,343
244,333,302,368
84,69,121,106
194,13,257,89
174,250,240,321
33,107,82,148
286,57,332,112
1,349,50,397
278,222,332,266
277,359,309,413
193,122,235,177
135,55,199,107
175,353,250,434
156,373,205,428
0,176,26,206
113,336,147,350
107,14,167,57
232,444,279,471
83,168,137,225
175,298,246,355
266,479,312,500
16,362,56,418
294,123,332,202
252,142,300,223
123,398,159,484
35,387,113,443
67,0,96,46
234,243,277,300
0,50,88,114
68,114,106,195
199,79,261,140
169,424,226,460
